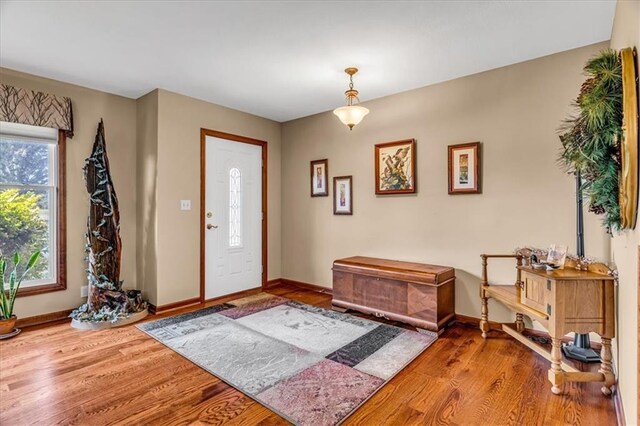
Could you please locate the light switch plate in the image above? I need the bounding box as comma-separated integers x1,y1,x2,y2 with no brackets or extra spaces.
180,200,191,211
81,285,88,298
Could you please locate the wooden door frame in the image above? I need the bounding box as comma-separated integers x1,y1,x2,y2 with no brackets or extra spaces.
200,128,268,303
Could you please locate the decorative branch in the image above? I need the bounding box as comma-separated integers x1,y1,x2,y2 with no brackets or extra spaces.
70,120,146,323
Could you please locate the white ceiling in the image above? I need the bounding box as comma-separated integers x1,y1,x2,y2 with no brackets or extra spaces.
0,1,616,122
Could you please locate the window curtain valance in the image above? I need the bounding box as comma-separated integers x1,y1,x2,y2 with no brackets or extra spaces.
0,84,74,138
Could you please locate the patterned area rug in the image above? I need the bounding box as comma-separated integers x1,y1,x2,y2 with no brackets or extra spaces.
137,293,437,426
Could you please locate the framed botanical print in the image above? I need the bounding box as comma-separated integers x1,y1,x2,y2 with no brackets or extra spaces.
375,139,416,195
333,176,353,215
448,142,481,194
310,159,328,197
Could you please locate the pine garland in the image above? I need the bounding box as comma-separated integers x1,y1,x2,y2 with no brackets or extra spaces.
559,49,623,233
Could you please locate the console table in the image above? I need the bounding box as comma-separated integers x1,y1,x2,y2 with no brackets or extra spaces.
479,254,615,395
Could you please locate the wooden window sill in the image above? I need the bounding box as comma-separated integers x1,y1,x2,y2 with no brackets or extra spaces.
12,281,67,297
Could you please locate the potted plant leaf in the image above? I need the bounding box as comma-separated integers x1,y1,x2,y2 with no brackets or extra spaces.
0,251,40,335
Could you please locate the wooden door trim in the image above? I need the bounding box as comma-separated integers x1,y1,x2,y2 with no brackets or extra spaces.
200,128,268,303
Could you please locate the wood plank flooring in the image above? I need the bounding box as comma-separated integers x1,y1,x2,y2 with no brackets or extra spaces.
0,284,617,425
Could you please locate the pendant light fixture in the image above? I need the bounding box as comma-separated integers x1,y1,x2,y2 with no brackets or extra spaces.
333,67,369,130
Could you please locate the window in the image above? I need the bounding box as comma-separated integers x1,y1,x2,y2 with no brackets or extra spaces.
229,167,242,248
0,122,66,295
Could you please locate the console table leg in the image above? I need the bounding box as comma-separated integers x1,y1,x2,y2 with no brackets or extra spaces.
599,337,615,396
549,337,564,395
480,296,489,338
515,313,524,333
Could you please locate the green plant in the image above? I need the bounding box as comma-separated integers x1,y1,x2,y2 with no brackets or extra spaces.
559,49,623,233
0,251,40,319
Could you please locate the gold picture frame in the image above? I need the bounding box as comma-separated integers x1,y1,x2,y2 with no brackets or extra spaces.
619,47,639,229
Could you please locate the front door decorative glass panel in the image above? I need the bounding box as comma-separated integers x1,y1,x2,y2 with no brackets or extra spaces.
229,167,242,248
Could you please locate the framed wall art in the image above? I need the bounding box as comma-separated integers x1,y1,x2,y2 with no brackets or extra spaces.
374,139,416,195
448,142,481,194
310,159,328,197
333,175,353,215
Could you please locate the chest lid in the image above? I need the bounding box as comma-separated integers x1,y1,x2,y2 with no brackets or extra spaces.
333,256,455,285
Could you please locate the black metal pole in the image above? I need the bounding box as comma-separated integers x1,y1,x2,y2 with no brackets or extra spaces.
562,170,600,362
576,170,585,257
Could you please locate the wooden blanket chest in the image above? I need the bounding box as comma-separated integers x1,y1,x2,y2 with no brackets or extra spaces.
332,256,455,333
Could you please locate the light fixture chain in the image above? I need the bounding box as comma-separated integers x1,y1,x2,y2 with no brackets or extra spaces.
334,66,369,130
347,74,355,106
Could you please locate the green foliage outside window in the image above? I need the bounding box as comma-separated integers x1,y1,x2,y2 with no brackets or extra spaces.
0,189,48,279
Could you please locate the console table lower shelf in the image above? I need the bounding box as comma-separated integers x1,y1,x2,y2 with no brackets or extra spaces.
479,254,615,396
501,324,612,391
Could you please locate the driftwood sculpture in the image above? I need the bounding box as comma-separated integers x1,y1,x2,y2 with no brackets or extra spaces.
70,120,146,325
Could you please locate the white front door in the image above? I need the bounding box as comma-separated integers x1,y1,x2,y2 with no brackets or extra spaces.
205,135,263,300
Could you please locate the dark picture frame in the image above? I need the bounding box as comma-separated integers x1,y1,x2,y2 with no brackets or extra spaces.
333,175,353,215
374,139,417,195
448,142,481,194
310,159,329,197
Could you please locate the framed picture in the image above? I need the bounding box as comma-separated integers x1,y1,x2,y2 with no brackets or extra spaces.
333,176,353,215
448,142,481,194
310,159,328,197
374,139,417,195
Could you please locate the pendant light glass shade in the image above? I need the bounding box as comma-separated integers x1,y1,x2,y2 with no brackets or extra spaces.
334,67,369,130
333,105,370,130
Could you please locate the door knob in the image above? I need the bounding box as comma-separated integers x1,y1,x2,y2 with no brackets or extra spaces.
207,224,218,230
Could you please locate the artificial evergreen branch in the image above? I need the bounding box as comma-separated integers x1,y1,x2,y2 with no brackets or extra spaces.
559,49,623,233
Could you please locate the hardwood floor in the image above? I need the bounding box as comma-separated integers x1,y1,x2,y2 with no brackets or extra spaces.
0,284,616,425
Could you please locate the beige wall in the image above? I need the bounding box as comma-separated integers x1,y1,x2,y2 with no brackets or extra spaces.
610,0,640,423
152,89,282,306
281,43,610,323
136,90,159,306
0,67,138,318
